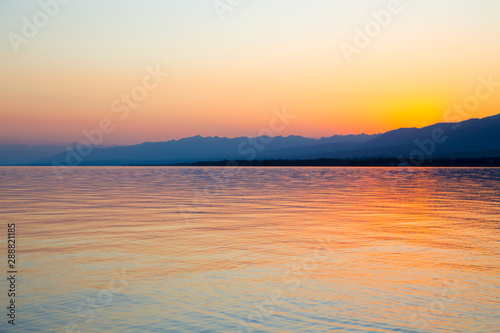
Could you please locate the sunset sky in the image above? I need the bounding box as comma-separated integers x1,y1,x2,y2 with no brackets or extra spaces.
1,0,499,145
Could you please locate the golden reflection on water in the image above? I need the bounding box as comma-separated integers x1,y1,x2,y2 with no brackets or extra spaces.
0,167,499,332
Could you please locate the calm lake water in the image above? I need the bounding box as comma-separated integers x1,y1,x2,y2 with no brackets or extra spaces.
1,166,499,332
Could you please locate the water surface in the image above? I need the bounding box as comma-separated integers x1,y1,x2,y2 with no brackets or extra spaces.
1,167,499,332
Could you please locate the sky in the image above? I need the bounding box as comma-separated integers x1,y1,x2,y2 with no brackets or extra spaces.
1,0,499,146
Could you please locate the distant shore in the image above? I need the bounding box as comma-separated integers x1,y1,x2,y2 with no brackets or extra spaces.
127,157,500,167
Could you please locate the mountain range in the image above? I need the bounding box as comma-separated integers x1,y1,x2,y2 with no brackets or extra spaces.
1,113,499,166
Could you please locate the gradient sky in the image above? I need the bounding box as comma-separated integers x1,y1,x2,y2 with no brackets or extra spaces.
1,0,499,145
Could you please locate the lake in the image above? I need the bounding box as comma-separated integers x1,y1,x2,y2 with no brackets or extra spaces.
1,166,499,332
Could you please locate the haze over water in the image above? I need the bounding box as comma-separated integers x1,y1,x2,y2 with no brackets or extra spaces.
1,166,499,332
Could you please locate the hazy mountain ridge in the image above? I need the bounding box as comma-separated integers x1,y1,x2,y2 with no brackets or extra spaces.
0,144,67,165
25,133,379,166
1,114,499,166
0,143,105,165
270,113,500,161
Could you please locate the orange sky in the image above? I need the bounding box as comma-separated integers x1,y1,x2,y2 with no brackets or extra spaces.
1,0,499,145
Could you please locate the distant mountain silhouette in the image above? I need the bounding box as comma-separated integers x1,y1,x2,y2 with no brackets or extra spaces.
2,113,499,166
261,113,500,161
0,143,106,166
26,134,378,166
0,144,66,165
